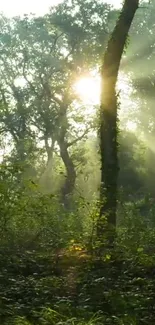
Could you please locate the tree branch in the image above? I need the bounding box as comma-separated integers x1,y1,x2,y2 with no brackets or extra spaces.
67,128,89,148
22,54,38,95
49,32,64,54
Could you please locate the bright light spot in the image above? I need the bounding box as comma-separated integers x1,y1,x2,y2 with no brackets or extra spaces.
75,73,132,107
74,72,132,108
14,76,27,88
75,76,100,105
126,120,137,132
74,72,137,133
106,0,122,8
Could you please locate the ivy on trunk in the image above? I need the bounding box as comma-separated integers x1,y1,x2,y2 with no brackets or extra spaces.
98,0,139,245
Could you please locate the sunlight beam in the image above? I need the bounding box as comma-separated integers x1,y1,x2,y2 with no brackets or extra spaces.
74,71,137,132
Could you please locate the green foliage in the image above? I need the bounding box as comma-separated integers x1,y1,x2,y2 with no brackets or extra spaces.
0,193,155,324
0,1,155,325
0,0,111,198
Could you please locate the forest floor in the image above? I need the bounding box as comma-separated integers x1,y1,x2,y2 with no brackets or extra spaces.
1,243,155,324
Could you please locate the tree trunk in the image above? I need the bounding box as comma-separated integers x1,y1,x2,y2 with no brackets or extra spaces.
97,0,139,244
45,137,55,165
39,137,55,191
59,140,76,209
58,98,76,209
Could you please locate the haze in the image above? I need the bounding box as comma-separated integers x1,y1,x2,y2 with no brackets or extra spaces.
0,0,121,17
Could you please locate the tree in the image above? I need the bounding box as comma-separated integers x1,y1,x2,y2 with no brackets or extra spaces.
98,0,139,245
123,0,155,198
0,1,111,207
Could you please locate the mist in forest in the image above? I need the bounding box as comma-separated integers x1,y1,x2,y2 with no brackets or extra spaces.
0,1,155,324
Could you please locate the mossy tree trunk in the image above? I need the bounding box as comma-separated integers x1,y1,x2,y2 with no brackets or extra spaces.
97,0,139,245
58,95,76,210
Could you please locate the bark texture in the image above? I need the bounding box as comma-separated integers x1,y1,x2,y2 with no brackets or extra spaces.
98,0,139,242
58,98,76,209
59,141,76,208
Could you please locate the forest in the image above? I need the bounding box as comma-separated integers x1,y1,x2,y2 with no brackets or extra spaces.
0,0,155,324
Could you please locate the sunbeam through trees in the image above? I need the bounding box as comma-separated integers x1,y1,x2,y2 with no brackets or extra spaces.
0,0,155,324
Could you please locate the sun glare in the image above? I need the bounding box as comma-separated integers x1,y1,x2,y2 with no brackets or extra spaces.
74,72,137,132
75,76,100,105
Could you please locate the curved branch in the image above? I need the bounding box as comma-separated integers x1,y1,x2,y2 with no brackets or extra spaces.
67,128,89,148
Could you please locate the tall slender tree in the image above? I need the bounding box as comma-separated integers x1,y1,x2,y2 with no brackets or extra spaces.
98,0,139,244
